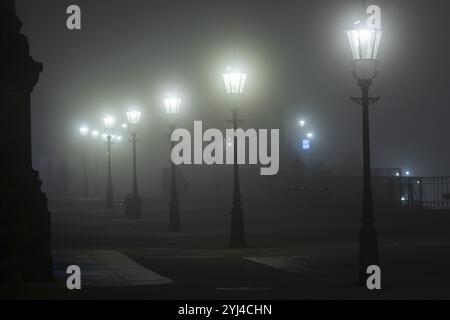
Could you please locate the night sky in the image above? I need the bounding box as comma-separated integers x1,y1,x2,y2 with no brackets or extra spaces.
14,0,450,196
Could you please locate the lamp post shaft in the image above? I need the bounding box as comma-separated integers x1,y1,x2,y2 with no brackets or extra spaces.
94,148,99,196
132,133,138,195
357,79,379,285
106,135,114,209
169,125,181,231
124,131,141,219
82,140,89,198
230,108,246,248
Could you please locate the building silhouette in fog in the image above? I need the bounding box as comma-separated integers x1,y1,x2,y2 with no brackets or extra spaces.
0,0,52,281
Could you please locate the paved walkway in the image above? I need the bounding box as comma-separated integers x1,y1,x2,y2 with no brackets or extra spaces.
53,250,173,287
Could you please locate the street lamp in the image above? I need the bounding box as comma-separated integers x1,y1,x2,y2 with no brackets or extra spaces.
91,130,100,196
79,126,90,198
124,109,142,219
103,116,116,209
347,21,382,284
79,126,90,137
299,120,306,127
223,67,247,248
164,94,182,231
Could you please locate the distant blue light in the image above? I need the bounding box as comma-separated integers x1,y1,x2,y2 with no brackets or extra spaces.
302,139,311,150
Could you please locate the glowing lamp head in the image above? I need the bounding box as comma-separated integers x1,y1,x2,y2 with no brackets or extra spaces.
79,126,90,137
347,24,382,61
103,116,116,135
126,110,142,134
91,130,100,139
223,67,247,95
164,94,182,115
126,110,141,125
299,120,306,127
307,133,314,139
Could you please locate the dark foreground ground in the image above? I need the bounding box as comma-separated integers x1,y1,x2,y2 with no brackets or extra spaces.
2,195,450,300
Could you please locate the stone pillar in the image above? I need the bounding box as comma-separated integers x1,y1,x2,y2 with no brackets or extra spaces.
0,0,53,281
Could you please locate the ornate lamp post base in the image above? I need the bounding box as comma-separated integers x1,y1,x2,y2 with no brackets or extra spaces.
125,193,141,219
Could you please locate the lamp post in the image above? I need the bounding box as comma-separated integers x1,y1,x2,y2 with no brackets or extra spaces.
91,130,100,196
347,22,383,284
103,116,116,209
164,94,182,231
223,67,247,248
79,126,90,198
124,110,142,219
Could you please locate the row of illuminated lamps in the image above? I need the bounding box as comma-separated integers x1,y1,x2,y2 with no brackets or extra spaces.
79,110,147,141
79,125,124,142
299,119,314,139
395,170,413,177
77,21,382,138
298,119,314,150
78,67,246,139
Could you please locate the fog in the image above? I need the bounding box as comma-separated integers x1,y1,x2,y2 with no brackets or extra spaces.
15,0,450,200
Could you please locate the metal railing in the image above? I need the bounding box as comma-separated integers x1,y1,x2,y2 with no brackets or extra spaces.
285,175,450,210
399,177,450,210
